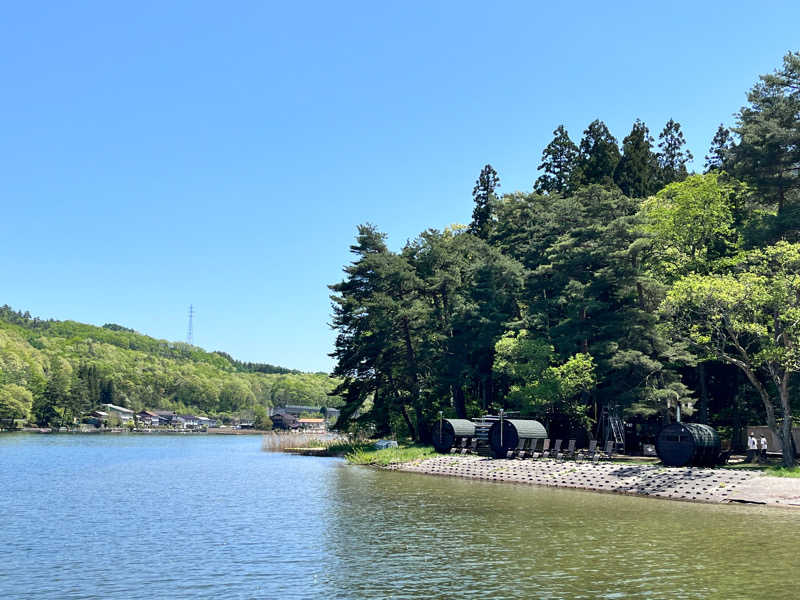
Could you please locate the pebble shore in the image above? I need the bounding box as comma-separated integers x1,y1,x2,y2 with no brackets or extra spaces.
391,454,800,507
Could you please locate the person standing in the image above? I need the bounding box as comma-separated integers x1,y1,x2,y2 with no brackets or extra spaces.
760,434,769,463
747,432,757,463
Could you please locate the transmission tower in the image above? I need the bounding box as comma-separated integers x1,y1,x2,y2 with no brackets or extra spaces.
186,305,194,346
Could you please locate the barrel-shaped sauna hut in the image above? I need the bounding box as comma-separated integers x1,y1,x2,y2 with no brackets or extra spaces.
432,419,476,453
488,419,547,458
655,423,721,467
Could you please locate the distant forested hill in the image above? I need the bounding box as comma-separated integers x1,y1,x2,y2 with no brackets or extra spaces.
0,305,340,425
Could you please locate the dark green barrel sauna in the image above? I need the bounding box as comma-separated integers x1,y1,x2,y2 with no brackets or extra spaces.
432,419,476,453
488,419,547,458
655,423,721,467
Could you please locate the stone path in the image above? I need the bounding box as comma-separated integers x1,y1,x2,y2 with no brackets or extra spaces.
391,455,800,506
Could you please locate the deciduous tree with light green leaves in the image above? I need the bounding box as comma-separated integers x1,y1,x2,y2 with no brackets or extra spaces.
663,241,800,467
494,330,595,431
639,172,741,281
0,384,33,426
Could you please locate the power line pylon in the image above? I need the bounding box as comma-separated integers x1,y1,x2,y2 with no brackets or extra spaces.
187,304,194,346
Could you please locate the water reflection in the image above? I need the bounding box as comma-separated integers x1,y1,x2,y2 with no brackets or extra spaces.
322,464,800,599
1,434,798,599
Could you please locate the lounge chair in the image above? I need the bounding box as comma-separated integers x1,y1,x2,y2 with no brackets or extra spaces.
451,437,466,454
603,440,614,459
561,439,576,460
535,438,550,459
549,439,562,459
527,437,541,459
517,438,532,459
507,438,526,459
594,440,613,463
581,440,597,461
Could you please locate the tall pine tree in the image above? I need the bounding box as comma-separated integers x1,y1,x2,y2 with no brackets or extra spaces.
704,124,733,172
534,125,579,195
730,51,800,213
614,119,658,197
468,164,500,239
656,119,693,187
576,120,621,186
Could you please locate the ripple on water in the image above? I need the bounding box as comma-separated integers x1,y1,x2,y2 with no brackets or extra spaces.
1,434,799,599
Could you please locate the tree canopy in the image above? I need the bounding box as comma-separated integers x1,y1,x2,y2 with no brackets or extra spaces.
0,306,341,427
327,51,800,463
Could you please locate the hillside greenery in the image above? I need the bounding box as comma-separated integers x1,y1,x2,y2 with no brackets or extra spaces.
0,305,341,426
330,51,800,466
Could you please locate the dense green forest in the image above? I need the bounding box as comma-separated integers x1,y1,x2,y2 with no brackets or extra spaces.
330,52,800,466
0,305,341,427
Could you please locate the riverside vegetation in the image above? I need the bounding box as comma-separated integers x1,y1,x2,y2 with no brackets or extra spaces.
0,306,342,428
329,52,800,467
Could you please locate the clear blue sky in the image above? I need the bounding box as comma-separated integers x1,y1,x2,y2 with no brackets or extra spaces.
1,1,798,372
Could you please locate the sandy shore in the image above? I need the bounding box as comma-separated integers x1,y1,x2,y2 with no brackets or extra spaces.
391,454,800,508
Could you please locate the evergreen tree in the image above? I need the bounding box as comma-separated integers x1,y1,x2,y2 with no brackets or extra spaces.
329,224,429,439
614,119,658,197
534,125,579,195
67,372,91,424
99,379,115,406
576,120,621,186
656,119,693,186
704,124,733,172
730,51,800,213
34,360,70,426
468,164,500,239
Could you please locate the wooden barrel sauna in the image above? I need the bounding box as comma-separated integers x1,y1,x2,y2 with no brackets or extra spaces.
488,419,547,459
655,422,721,467
432,419,476,453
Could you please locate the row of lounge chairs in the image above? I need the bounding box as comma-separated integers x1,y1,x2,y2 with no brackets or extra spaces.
452,438,479,454
450,437,615,463
507,438,614,462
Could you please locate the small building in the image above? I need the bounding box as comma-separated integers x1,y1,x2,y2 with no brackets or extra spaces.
176,414,201,429
298,418,326,432
154,410,177,426
196,416,218,429
85,410,108,427
137,410,161,427
271,412,299,430
101,404,134,424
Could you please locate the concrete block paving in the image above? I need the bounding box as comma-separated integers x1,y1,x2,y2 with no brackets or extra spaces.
391,454,789,506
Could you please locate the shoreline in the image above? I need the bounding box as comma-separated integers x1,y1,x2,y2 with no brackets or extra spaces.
2,428,271,436
388,454,800,508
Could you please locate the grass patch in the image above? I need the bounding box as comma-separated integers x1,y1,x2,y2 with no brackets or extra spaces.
721,462,769,471
765,465,800,478
345,444,437,466
324,441,374,456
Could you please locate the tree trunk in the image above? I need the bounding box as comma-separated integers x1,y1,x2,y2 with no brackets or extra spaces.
698,362,709,424
453,383,466,418
778,376,796,467
400,404,416,442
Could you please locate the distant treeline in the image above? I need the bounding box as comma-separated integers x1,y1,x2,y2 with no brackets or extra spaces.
0,305,341,428
330,52,800,466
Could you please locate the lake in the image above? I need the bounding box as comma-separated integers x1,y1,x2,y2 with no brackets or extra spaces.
1,434,798,599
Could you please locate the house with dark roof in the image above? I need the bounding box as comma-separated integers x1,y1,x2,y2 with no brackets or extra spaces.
137,410,161,427
176,414,201,429
270,411,299,430
153,410,176,426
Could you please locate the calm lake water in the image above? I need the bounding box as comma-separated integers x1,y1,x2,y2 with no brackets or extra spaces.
1,434,799,599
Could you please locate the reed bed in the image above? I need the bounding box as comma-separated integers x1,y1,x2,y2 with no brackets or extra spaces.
261,431,349,452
